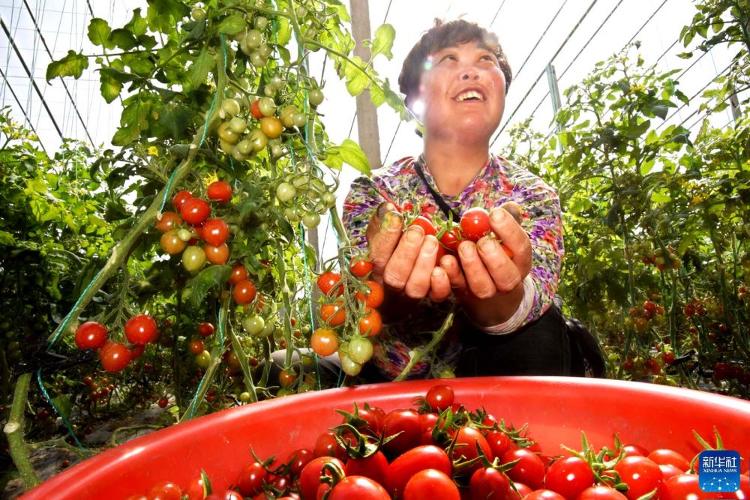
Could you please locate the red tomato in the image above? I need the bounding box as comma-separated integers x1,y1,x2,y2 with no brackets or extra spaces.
403,468,459,500
512,483,533,498
350,258,374,277
204,243,230,265
439,227,462,253
188,338,205,355
486,430,515,458
180,197,211,226
358,308,382,337
317,271,343,296
613,455,663,500
658,463,683,480
299,456,345,500
386,445,452,498
345,451,389,489
621,444,648,457
577,485,628,499
313,431,346,461
250,99,264,120
452,426,494,473
236,462,266,497
382,409,422,455
469,467,511,500
155,211,182,233
233,279,257,305
99,342,131,372
419,413,439,444
425,384,454,412
523,490,565,499
342,404,384,436
286,448,314,477
148,481,182,500
198,322,215,337
647,449,690,472
202,218,230,246
75,321,108,350
328,476,390,500
410,215,437,236
544,457,594,498
656,473,701,499
320,301,346,327
460,207,491,241
355,280,385,308
130,344,145,360
172,190,192,210
502,448,546,490
207,180,232,204
124,314,158,345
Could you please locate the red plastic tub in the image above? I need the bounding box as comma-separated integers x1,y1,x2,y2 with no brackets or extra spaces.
22,377,750,499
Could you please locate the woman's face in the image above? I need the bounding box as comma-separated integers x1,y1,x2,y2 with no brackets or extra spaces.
413,41,506,145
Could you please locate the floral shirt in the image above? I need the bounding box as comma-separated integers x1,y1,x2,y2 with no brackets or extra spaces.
342,155,564,379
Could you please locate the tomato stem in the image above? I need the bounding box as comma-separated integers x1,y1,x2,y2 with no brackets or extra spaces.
393,309,455,382
5,372,40,489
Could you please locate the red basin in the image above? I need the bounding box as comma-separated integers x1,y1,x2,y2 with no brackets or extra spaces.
22,377,750,499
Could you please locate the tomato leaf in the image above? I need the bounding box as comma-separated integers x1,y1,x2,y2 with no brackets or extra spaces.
218,14,246,35
87,18,111,46
330,139,371,175
99,69,123,103
187,48,214,90
46,50,89,81
188,265,232,309
109,28,138,50
371,24,395,60
346,71,369,97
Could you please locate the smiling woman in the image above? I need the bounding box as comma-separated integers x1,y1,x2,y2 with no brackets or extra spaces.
342,19,604,381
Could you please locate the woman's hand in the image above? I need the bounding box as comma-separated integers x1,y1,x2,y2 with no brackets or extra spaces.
366,203,447,301
437,207,533,325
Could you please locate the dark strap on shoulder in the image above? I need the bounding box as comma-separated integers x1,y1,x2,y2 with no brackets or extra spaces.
413,158,460,223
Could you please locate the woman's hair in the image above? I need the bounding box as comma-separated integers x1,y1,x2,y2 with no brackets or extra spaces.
398,19,513,107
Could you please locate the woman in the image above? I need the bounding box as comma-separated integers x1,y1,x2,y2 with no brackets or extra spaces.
343,20,602,381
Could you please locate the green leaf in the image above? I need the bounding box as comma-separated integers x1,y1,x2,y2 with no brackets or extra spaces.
188,265,232,309
147,0,190,33
112,125,140,146
87,18,111,46
187,48,214,90
277,17,291,46
99,69,123,103
218,14,246,35
126,8,148,36
336,139,371,175
650,188,671,204
0,230,16,245
52,395,72,422
109,29,138,50
46,51,89,81
623,120,650,139
346,71,369,97
371,24,395,60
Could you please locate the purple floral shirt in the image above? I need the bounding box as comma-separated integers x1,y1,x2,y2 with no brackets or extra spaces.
342,155,564,379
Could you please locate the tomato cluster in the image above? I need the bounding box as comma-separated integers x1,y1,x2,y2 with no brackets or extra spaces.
312,258,383,376
74,314,158,373
129,383,749,500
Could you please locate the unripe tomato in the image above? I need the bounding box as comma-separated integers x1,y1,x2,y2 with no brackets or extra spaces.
260,116,283,139
195,350,211,369
75,321,108,350
276,182,296,203
182,246,207,272
220,98,241,117
155,211,182,232
243,315,266,336
160,230,187,255
340,353,362,376
217,121,240,144
302,212,320,228
248,128,268,152
308,88,324,106
204,243,230,264
258,97,276,117
228,116,247,134
348,336,374,364
124,314,159,345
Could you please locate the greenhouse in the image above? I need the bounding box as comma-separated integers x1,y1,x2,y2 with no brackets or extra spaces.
1,0,749,498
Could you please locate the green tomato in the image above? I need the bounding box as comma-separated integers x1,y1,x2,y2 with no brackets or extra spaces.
243,315,266,336
308,89,324,107
258,44,272,59
221,98,241,118
191,7,207,21
249,51,266,67
276,182,296,203
263,85,276,98
340,353,362,376
248,128,268,152
195,350,211,369
228,116,247,134
302,213,320,229
232,148,248,162
239,392,252,403
177,228,193,242
270,143,285,158
292,112,307,128
259,97,276,117
182,246,207,272
244,29,262,49
322,192,337,208
269,75,284,89
284,207,300,224
236,139,254,156
219,139,235,155
348,336,373,364
261,320,276,337
255,16,268,29
218,122,240,144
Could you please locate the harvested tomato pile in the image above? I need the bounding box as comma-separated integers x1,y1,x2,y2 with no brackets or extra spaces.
130,383,748,500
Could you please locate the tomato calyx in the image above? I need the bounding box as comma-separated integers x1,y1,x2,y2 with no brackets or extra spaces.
331,422,396,460
335,402,383,437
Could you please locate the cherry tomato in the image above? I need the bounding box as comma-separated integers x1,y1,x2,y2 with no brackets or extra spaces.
75,321,108,350
160,229,188,255
320,301,346,327
544,456,594,498
342,404,385,436
577,485,628,499
188,338,205,355
207,180,232,204
329,476,389,500
286,448,314,477
124,314,158,345
182,246,207,272
310,328,339,356
233,279,257,305
348,336,374,364
403,468,459,500
419,413,439,444
358,308,382,337
157,396,169,409
308,88,324,107
228,264,248,285
410,215,437,236
502,448,546,490
279,368,297,389
657,463,683,481
460,207,491,241
99,342,131,372
613,455,663,500
204,243,230,265
317,271,343,296
523,490,565,500
382,409,422,455
621,444,648,457
237,462,266,497
512,482,533,498
345,451,389,487
172,190,192,210
185,476,207,500
469,467,511,500
260,116,283,139
452,426,494,473
195,350,211,369
130,344,145,360
198,322,215,337
180,198,211,226
657,473,701,499
425,384,454,412
148,481,182,500
647,449,690,472
299,456,345,500
439,227,462,253
350,258,374,277
155,211,182,233
386,445,452,498
486,430,515,458
355,280,385,308
202,218,230,246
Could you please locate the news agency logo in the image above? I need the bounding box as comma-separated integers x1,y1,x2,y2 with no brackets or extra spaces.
698,450,741,493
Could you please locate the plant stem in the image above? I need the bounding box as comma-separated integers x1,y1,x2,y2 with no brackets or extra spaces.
394,311,455,382
5,372,40,489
